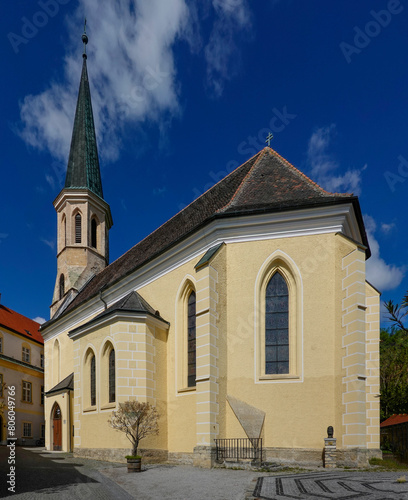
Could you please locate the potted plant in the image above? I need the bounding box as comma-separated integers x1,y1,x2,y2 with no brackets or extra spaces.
108,400,159,472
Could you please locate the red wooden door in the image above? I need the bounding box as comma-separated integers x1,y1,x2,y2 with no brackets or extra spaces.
53,405,62,451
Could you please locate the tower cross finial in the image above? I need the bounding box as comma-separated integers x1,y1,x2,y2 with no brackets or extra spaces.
82,18,88,58
265,132,273,147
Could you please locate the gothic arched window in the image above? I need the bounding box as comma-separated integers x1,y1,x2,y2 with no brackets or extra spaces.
91,218,97,248
265,272,289,374
75,213,82,244
59,274,65,300
90,355,96,406
187,291,196,387
109,348,115,403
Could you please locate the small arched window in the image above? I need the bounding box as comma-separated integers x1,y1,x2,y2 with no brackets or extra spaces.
187,291,196,387
90,355,96,406
109,349,115,403
91,218,97,248
75,213,82,244
59,274,65,300
62,215,66,246
265,272,289,374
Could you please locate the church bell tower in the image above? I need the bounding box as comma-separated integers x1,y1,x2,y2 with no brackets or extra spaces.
51,25,113,318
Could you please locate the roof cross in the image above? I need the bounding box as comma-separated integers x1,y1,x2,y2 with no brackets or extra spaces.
265,132,273,147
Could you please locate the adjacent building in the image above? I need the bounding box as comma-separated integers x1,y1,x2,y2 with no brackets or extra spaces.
40,33,381,467
0,303,44,445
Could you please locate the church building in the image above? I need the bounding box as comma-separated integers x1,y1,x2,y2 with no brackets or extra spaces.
41,32,381,467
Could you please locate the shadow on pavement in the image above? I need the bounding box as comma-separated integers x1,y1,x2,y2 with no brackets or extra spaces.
0,446,98,498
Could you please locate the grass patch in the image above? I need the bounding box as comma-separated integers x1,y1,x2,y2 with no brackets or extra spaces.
369,457,408,470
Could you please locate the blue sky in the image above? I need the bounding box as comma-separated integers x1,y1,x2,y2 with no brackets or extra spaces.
0,0,407,326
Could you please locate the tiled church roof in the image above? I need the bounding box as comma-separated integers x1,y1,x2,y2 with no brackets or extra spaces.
47,147,369,323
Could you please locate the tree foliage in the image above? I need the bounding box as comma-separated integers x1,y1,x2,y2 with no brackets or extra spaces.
384,291,408,334
108,400,159,457
380,328,408,420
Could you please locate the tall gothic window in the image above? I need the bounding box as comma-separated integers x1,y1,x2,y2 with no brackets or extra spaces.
90,355,96,406
187,291,196,387
91,218,97,248
109,349,115,403
265,272,289,374
75,213,82,243
59,274,65,300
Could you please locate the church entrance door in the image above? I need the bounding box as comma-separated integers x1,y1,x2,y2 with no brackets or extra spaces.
53,404,62,451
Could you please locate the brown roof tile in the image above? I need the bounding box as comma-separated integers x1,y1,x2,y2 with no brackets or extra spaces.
43,147,368,326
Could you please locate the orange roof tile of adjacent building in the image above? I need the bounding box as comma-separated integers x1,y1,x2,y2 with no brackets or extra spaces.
380,414,408,427
0,304,43,345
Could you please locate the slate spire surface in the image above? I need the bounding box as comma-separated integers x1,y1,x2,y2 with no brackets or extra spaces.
64,30,104,199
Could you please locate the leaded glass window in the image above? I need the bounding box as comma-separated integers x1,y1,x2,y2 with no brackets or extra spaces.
90,355,96,406
22,381,32,402
22,346,30,363
109,349,115,403
187,291,196,387
265,272,289,374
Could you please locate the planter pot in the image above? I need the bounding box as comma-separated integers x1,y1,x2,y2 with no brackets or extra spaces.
127,457,142,473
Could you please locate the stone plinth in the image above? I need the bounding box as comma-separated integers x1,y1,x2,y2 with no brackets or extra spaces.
324,437,337,468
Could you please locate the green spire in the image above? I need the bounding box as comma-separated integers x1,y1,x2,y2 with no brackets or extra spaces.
64,26,104,199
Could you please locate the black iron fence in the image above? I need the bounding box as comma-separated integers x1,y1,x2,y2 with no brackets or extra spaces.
214,438,262,462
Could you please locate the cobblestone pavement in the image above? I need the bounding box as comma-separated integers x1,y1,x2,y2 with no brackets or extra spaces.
246,471,408,500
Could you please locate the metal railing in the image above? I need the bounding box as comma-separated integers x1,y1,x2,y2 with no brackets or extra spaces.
214,438,262,462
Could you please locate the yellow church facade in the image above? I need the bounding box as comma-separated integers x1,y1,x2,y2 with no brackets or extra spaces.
41,36,380,467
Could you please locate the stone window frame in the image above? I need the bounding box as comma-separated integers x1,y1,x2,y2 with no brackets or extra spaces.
255,252,303,382
22,380,32,403
22,343,31,364
0,373,3,398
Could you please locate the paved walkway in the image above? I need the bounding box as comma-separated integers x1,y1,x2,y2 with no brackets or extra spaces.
247,470,408,499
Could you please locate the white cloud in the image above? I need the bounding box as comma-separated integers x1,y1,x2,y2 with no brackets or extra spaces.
18,0,252,165
41,238,55,250
364,214,405,291
205,0,252,97
33,316,46,325
307,125,365,195
380,222,396,234
19,0,192,164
